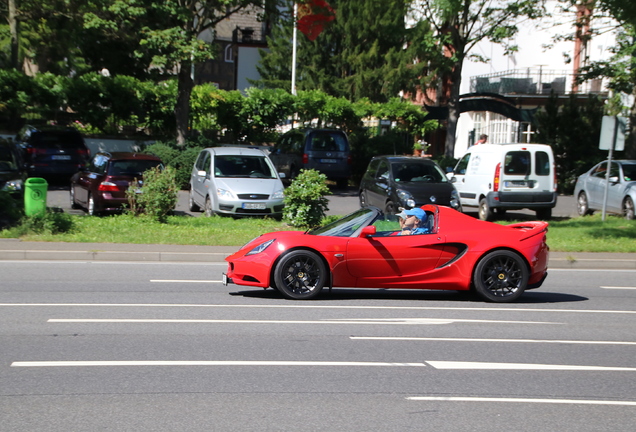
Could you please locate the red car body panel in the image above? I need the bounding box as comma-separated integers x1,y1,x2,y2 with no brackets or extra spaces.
225,205,549,295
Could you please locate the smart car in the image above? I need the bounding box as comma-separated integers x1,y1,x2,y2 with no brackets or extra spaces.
223,205,549,303
574,160,636,220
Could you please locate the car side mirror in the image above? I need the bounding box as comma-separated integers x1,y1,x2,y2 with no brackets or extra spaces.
609,176,619,183
197,170,206,177
278,172,286,179
360,226,376,237
449,176,457,183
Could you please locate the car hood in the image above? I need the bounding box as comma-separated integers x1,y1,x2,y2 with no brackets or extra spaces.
395,182,455,200
214,177,284,196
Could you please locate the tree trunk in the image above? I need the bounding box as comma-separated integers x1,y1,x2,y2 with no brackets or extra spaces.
444,60,464,159
9,0,19,70
175,60,194,147
626,87,636,159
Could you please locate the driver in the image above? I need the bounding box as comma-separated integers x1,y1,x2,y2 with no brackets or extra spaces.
397,208,429,235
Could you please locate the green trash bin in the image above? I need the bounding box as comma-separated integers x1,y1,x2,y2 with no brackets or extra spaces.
24,177,48,216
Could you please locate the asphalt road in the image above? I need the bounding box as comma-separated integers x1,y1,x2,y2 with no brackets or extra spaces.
46,183,579,219
1,262,635,431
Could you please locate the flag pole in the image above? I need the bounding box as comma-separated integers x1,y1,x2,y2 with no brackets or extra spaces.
291,3,298,96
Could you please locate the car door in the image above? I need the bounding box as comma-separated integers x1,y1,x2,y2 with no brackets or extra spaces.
345,231,445,287
606,162,624,213
586,162,608,209
366,159,391,209
191,150,211,206
75,154,107,206
450,152,473,206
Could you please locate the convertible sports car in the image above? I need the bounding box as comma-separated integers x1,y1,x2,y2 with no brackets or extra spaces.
223,205,549,303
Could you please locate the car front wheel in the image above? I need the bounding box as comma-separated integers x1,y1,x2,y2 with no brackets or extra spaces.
577,191,592,216
359,191,367,208
273,250,327,300
473,250,529,303
623,197,635,220
87,194,98,216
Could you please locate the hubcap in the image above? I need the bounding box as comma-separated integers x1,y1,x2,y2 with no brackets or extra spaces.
482,256,522,297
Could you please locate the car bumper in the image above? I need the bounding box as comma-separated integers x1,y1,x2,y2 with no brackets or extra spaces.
487,191,557,210
216,198,285,217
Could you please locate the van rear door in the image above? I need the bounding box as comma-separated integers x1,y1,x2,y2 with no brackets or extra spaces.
499,147,554,194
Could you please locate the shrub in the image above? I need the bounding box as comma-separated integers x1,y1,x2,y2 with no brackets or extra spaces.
170,147,204,189
0,192,24,230
16,209,74,235
283,169,330,228
126,166,179,222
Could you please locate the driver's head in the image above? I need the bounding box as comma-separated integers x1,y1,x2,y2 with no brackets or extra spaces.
399,208,425,227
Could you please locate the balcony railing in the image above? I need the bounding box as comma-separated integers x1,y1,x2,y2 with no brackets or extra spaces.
469,68,607,96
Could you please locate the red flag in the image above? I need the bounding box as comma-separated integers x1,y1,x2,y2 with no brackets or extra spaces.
297,0,336,41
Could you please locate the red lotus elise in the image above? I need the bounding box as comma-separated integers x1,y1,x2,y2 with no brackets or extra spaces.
223,205,549,302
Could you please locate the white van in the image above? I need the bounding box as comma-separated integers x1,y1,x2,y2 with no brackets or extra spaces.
449,143,557,220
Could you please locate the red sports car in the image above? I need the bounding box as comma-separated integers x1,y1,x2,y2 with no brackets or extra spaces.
223,205,549,303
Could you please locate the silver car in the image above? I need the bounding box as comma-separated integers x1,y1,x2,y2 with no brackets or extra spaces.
574,160,636,219
189,147,285,217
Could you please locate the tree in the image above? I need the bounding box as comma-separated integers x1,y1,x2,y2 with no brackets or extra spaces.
257,0,434,103
407,0,547,158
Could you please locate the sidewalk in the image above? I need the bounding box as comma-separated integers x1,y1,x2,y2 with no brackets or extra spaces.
1,238,635,269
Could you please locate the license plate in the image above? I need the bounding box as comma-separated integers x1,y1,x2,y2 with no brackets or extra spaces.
504,180,528,187
51,155,71,160
321,159,337,164
242,203,266,209
222,273,228,285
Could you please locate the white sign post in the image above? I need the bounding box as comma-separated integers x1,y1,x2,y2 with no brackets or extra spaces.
599,116,627,220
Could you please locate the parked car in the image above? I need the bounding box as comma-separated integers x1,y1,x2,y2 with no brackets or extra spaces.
15,125,90,180
574,159,636,220
189,147,285,218
223,204,549,303
359,156,461,214
269,128,351,187
70,152,163,216
0,138,27,200
448,143,557,220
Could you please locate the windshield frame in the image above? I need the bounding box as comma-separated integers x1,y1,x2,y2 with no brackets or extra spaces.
309,207,381,237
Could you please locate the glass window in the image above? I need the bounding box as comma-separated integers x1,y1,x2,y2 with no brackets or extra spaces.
214,155,276,178
504,151,530,175
392,162,447,183
108,160,161,176
455,153,470,175
365,159,381,178
592,163,608,178
535,151,550,176
89,155,108,174
621,163,636,182
308,131,348,151
376,160,390,180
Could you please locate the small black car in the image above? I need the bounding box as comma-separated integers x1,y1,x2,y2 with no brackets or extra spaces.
359,156,462,214
15,125,90,180
0,138,27,200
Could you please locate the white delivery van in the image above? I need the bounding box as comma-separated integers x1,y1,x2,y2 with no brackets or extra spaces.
449,143,557,220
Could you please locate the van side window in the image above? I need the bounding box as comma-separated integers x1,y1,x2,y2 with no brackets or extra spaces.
504,151,530,175
455,153,470,175
535,151,550,176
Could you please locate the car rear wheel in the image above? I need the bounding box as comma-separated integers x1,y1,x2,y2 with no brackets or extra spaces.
189,189,201,212
385,200,396,215
473,250,528,303
359,191,367,208
478,198,494,221
87,194,98,216
623,197,635,220
204,196,214,217
274,250,327,300
69,187,81,209
577,191,592,216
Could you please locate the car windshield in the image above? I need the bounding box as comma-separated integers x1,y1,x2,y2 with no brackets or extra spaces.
391,162,447,183
622,163,636,181
309,207,379,237
0,146,18,171
108,160,162,176
214,155,277,179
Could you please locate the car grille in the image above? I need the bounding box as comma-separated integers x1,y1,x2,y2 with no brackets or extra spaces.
237,194,269,200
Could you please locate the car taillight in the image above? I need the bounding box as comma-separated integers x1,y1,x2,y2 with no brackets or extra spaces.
347,154,352,165
493,162,501,192
553,163,557,190
302,153,308,164
77,148,90,157
27,147,46,155
98,181,120,192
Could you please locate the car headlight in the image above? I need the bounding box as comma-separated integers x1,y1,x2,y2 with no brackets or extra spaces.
397,189,415,208
271,189,284,200
450,189,460,209
246,238,275,255
216,188,234,199
1,179,24,192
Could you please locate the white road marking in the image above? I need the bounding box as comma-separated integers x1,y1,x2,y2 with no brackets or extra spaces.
11,360,426,368
151,280,219,283
1,303,634,314
601,286,636,290
46,318,557,325
406,396,636,406
425,361,636,371
350,336,636,345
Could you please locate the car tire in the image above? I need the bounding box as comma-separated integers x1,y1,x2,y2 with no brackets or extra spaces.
577,191,592,216
273,250,327,300
473,250,529,303
478,198,494,221
70,186,81,209
204,196,214,217
623,196,635,220
385,200,396,215
359,191,367,208
189,189,201,212
535,208,552,220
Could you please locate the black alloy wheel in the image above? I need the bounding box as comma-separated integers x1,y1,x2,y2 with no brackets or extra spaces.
273,250,327,300
473,250,529,303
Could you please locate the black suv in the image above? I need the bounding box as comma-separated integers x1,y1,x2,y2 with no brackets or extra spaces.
0,138,27,199
269,128,351,188
15,125,90,179
359,156,462,214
